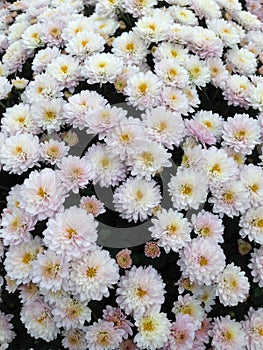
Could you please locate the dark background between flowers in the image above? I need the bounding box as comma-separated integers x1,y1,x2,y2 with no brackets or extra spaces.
0,0,263,349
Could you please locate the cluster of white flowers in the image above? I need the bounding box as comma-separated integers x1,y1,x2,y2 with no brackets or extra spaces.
0,0,263,349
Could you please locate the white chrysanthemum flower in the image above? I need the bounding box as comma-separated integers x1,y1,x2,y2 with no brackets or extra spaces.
0,133,40,175
206,57,229,89
124,70,162,110
191,210,224,243
149,208,192,253
116,265,165,318
226,46,257,76
4,237,43,285
61,16,94,41
46,54,82,92
155,58,189,88
242,308,263,350
135,311,171,350
153,42,189,64
32,47,61,74
0,311,15,349
104,117,146,160
159,86,189,115
127,141,172,180
18,282,40,305
113,177,161,223
23,73,63,104
207,18,241,46
240,164,263,207
178,237,226,285
134,9,173,43
112,31,148,64
32,249,70,292
52,296,91,330
63,89,107,130
0,207,37,246
31,97,65,133
202,146,239,186
85,319,125,350
168,5,198,25
62,328,88,350
190,0,221,19
21,23,44,50
239,206,263,245
122,0,157,17
222,75,251,109
40,139,69,165
2,41,29,74
1,103,38,136
85,143,127,187
57,155,91,194
195,284,217,312
68,247,119,302
216,263,250,306
21,298,59,342
40,18,65,47
85,105,127,139
181,144,204,170
18,168,66,221
92,14,119,37
168,168,208,210
142,106,185,149
248,246,263,288
172,294,205,329
0,76,12,100
43,206,97,259
209,315,247,350
185,55,211,87
247,83,263,112
193,110,223,140
82,53,123,85
209,180,249,218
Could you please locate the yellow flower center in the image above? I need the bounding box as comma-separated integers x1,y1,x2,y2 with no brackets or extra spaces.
137,287,147,298
66,227,77,239
223,191,234,203
199,256,208,266
135,189,144,201
44,110,56,121
211,163,221,173
234,130,246,141
38,187,48,198
181,184,193,196
141,151,154,166
125,42,135,52
250,183,259,193
200,226,211,237
142,318,155,332
137,82,148,94
86,266,98,278
22,253,33,265
97,332,110,346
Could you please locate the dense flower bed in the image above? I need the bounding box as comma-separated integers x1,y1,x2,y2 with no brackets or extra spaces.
0,0,263,349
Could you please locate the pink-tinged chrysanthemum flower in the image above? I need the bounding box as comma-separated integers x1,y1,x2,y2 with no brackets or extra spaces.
144,241,161,259
4,237,43,285
216,263,250,306
155,58,189,88
240,164,263,207
149,208,192,253
85,143,127,187
0,311,15,349
168,168,208,210
201,147,239,187
193,110,223,140
119,339,138,350
104,117,146,161
142,106,185,149
57,155,91,194
18,282,40,305
195,284,217,313
46,54,82,92
209,315,247,350
191,210,224,243
0,133,40,175
172,294,205,329
134,311,171,350
193,316,212,349
39,139,69,165
0,207,37,246
32,249,70,292
159,86,189,116
222,75,251,109
180,144,204,170
43,206,98,259
68,247,119,302
184,119,216,146
82,52,124,85
163,314,197,350
52,296,91,330
222,113,261,155
85,319,125,350
0,76,12,100
63,90,107,130
124,70,162,110
20,298,59,342
62,328,88,350
239,206,263,245
248,246,263,287
242,307,263,350
116,265,165,318
0,239,4,263
116,249,132,269
127,141,172,180
18,168,66,221
209,181,249,218
32,47,60,74
103,306,133,339
178,237,226,285
113,177,161,223
80,195,105,217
